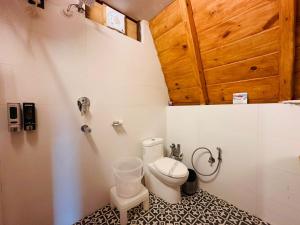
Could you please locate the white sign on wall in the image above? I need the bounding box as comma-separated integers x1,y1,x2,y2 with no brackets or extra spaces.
106,6,125,33
233,92,248,104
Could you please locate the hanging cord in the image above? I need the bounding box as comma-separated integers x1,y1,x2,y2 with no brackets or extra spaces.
191,147,222,176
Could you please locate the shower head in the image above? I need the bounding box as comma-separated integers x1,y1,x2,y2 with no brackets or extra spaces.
63,0,95,17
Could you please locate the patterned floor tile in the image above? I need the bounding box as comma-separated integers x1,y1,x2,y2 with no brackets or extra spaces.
74,189,271,225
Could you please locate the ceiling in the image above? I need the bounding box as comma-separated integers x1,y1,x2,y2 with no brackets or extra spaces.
101,0,174,21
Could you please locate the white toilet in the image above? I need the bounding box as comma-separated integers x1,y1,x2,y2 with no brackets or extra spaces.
142,138,188,204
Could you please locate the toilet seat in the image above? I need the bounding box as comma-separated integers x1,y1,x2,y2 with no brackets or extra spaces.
153,157,188,178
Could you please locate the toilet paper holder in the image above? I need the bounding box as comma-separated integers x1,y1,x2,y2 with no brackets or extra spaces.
112,120,123,127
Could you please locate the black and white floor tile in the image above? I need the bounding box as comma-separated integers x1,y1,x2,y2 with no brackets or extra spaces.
74,189,270,225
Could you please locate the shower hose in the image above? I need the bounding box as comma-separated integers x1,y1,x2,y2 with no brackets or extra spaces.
191,147,222,176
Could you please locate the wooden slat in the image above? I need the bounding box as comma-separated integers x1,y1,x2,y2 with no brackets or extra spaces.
86,2,106,25
162,56,194,80
154,22,187,54
191,0,274,32
198,1,279,52
158,41,189,66
207,76,280,104
294,6,300,98
294,47,300,72
202,27,280,69
297,0,300,17
165,76,198,90
279,0,296,100
295,22,300,47
150,1,181,39
205,52,279,85
294,72,300,98
126,18,138,40
169,87,202,104
150,0,284,105
178,0,208,104
162,55,198,97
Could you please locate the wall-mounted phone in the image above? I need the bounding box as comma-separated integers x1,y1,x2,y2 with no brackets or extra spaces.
7,103,22,132
23,103,36,131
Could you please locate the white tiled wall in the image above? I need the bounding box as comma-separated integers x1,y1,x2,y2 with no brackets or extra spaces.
0,1,168,225
166,104,300,225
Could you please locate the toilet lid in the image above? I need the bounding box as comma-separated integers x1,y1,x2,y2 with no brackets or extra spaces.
154,157,188,178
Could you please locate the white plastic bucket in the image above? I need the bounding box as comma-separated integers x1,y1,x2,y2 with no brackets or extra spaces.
113,157,144,198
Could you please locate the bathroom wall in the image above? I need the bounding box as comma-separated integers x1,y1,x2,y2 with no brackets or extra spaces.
167,104,300,225
0,1,168,225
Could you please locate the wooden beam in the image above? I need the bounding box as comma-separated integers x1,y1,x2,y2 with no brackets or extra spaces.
279,0,296,100
178,0,208,104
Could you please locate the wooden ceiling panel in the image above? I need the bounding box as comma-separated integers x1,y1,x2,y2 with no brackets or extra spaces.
205,52,279,85
293,1,300,99
207,76,280,104
295,17,300,47
201,27,280,69
150,0,296,104
278,0,295,101
294,47,300,73
162,56,195,80
294,73,300,98
150,1,182,39
151,0,208,105
197,1,279,52
158,43,189,66
191,0,275,32
165,76,198,90
178,0,208,104
154,22,187,54
169,87,203,104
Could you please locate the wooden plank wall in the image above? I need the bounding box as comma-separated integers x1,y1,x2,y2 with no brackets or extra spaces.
150,0,207,104
279,0,295,100
150,0,297,105
193,0,280,104
294,0,300,98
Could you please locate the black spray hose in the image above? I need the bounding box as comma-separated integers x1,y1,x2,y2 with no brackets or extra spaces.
191,147,222,176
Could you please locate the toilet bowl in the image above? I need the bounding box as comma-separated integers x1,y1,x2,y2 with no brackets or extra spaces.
147,157,188,204
142,138,188,204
